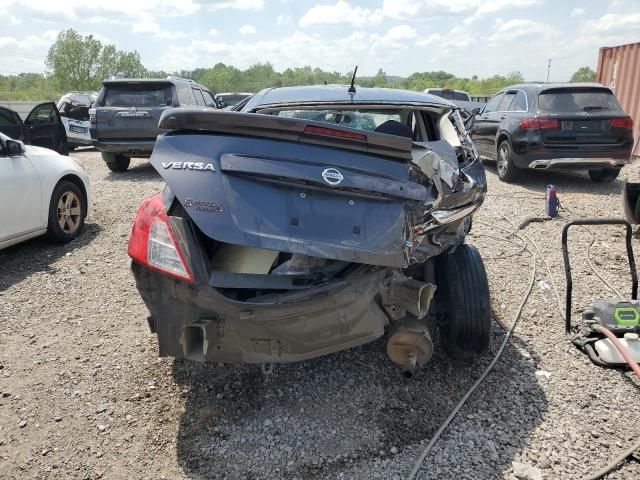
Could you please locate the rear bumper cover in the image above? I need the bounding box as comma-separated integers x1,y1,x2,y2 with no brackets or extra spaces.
131,262,389,363
92,139,155,156
510,137,631,170
527,157,626,170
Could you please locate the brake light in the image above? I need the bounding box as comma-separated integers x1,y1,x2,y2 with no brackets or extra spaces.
89,108,96,124
611,117,633,129
520,118,559,130
128,193,194,283
303,125,367,141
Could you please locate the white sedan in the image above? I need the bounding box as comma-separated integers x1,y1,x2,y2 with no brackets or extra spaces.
0,133,91,250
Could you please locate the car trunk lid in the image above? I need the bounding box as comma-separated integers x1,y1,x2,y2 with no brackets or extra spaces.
150,112,432,267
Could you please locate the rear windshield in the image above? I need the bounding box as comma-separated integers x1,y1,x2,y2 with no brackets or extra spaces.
102,83,174,107
429,90,469,101
537,88,623,113
267,109,404,133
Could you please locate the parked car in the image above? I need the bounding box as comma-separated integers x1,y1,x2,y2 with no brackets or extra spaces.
0,103,68,155
469,83,634,182
424,88,471,102
57,92,97,150
214,92,253,109
0,132,90,250
423,88,485,119
90,77,219,172
128,85,489,374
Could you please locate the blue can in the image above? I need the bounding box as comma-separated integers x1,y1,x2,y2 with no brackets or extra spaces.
545,184,558,217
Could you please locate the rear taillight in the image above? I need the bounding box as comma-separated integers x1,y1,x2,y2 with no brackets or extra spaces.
128,193,194,283
303,125,367,141
611,117,633,129
89,108,96,124
520,118,559,130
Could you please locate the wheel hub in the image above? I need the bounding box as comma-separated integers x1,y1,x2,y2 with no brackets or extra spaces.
57,191,81,234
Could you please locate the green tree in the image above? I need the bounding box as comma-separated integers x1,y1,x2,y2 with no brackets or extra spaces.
45,29,147,91
570,66,596,82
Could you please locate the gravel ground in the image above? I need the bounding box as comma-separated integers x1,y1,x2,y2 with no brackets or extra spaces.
1,150,639,480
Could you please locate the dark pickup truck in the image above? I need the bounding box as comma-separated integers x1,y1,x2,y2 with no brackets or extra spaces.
90,77,219,172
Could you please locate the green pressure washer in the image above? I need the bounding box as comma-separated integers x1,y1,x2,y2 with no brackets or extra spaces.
562,219,640,368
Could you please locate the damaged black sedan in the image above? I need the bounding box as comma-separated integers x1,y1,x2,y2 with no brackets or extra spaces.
128,85,489,375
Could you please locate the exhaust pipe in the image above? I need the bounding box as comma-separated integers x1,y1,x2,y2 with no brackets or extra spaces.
385,278,436,319
387,316,433,377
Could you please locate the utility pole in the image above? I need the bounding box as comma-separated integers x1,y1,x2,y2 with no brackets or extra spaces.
546,58,551,82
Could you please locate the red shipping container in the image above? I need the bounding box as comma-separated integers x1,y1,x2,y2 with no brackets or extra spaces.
597,41,640,151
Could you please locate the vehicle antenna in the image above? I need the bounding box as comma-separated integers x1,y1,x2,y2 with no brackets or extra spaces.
348,66,358,94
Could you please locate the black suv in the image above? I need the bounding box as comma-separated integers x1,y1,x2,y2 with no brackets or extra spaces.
470,83,634,182
90,77,219,172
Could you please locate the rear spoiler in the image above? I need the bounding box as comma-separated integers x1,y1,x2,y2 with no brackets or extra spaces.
158,108,413,160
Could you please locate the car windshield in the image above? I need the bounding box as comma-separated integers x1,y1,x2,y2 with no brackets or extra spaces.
264,108,405,133
102,83,173,107
537,88,623,113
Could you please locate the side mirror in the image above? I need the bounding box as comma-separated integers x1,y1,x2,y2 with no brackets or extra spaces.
6,139,26,156
471,107,481,115
218,100,228,109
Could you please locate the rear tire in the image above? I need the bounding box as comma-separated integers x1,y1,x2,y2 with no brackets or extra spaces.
46,180,86,243
496,140,520,182
588,168,619,183
436,244,491,362
102,152,130,172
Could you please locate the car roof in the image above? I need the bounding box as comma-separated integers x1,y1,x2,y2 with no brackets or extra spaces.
502,82,610,93
247,85,452,108
102,78,207,88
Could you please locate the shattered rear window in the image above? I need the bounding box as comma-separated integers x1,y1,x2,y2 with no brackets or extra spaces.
270,109,404,133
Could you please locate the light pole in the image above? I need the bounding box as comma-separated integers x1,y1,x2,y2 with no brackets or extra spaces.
546,59,551,82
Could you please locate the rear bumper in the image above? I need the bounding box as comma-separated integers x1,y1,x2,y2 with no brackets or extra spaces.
131,262,389,364
527,157,626,170
510,132,632,170
92,140,155,157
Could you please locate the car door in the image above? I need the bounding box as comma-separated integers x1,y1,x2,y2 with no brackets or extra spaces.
471,93,504,157
0,139,43,243
25,102,68,153
0,107,26,141
483,91,517,159
201,89,219,109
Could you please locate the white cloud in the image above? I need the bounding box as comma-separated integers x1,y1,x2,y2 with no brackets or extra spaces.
208,28,220,36
570,8,585,17
155,25,453,76
300,1,383,27
132,17,187,39
384,25,417,41
239,25,257,35
0,37,19,49
583,12,640,33
198,0,264,11
487,18,547,45
383,0,543,20
277,14,292,26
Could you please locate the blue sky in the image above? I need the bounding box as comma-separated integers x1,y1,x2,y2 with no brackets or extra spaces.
1,0,639,81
